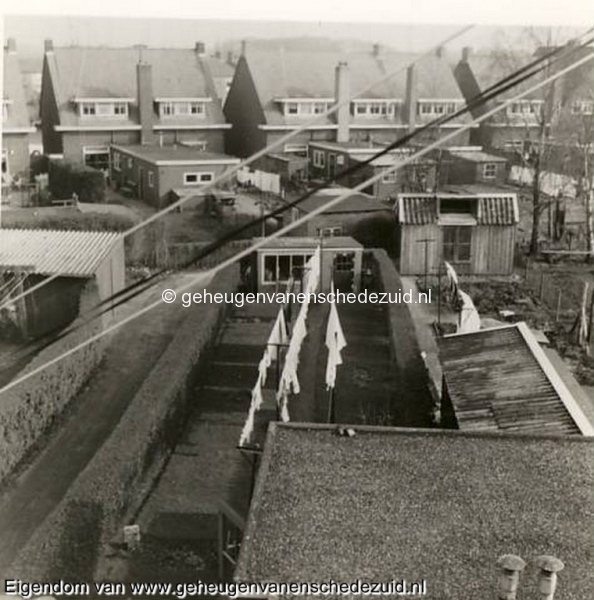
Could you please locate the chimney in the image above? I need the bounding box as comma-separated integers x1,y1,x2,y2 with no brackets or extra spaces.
44,39,53,53
6,38,17,54
535,556,564,600
372,43,381,57
496,555,526,600
136,62,155,145
195,41,206,57
404,64,417,134
462,46,472,62
334,61,350,144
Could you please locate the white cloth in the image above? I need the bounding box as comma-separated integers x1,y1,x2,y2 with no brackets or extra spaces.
444,261,459,303
457,290,481,334
325,286,347,389
238,376,265,446
267,307,288,361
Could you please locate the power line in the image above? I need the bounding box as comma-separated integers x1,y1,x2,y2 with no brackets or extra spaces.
1,47,592,398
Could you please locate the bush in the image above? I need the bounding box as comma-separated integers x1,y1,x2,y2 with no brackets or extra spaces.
4,212,135,233
48,160,106,204
349,212,396,254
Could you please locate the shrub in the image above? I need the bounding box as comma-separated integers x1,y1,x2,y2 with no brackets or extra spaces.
48,160,106,203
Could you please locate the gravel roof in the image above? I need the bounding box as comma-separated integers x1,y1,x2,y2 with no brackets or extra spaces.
235,424,594,599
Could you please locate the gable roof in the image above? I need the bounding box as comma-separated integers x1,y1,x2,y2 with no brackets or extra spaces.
236,423,594,599
3,46,34,131
44,46,226,128
439,323,594,436
242,47,468,128
397,192,518,225
0,229,121,277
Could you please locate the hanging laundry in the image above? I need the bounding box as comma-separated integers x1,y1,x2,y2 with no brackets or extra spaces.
457,290,481,334
238,376,265,446
267,306,288,361
325,285,347,390
444,261,459,304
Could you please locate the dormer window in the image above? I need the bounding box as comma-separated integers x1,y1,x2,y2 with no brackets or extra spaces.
418,100,460,116
276,98,334,117
507,100,543,117
156,98,211,118
75,98,131,119
571,100,594,115
353,99,401,118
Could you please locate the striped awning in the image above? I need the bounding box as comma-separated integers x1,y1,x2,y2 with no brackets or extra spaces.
397,195,437,225
477,195,518,225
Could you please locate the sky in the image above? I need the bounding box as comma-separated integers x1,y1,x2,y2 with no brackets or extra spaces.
0,1,591,70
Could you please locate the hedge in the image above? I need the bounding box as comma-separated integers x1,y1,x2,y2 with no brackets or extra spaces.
48,160,106,204
0,282,106,485
9,265,240,580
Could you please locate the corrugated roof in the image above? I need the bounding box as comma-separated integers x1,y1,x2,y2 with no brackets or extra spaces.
0,229,121,277
236,423,594,599
439,323,594,436
397,192,518,225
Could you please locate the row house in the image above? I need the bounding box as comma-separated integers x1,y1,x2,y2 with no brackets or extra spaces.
40,41,231,174
2,39,36,182
223,43,473,174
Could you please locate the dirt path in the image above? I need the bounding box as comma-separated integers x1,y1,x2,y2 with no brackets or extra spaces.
0,272,209,576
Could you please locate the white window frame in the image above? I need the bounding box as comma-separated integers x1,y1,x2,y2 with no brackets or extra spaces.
159,101,207,118
418,101,460,116
483,163,497,180
317,226,342,237
352,100,397,118
381,169,397,183
312,150,325,168
78,101,128,119
261,252,314,285
571,100,594,115
184,171,215,186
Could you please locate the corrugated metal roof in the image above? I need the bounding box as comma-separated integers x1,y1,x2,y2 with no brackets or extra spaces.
0,229,122,278
439,323,592,436
397,193,518,225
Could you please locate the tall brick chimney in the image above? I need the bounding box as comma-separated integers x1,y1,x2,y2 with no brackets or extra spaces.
404,64,417,134
334,61,350,144
137,62,155,145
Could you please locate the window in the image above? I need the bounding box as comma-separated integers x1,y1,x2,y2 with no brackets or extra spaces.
352,100,397,118
317,226,342,237
113,152,121,171
287,102,299,115
442,226,472,263
418,101,461,116
262,253,315,284
312,150,325,168
483,163,497,180
79,101,128,118
334,252,355,272
507,100,543,117
382,169,397,183
184,172,214,185
571,100,594,115
127,158,133,169
159,101,207,118
148,171,154,187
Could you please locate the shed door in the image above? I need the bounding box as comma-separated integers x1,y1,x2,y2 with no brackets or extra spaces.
333,252,355,292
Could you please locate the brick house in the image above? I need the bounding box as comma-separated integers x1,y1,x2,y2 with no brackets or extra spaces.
109,144,240,209
224,43,473,167
40,41,230,173
2,39,36,182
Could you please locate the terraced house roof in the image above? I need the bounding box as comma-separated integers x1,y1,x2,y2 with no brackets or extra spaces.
235,423,594,600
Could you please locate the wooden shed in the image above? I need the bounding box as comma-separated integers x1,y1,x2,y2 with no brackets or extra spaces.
395,190,518,276
438,322,594,436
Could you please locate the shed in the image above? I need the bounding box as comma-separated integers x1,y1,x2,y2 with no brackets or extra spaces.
252,236,363,293
395,190,518,276
438,322,594,436
233,423,594,599
0,228,124,339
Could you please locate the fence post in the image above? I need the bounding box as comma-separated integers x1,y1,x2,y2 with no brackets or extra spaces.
555,289,562,322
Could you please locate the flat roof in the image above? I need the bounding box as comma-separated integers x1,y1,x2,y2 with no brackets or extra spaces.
0,228,121,278
235,423,594,600
111,144,241,166
439,323,594,436
448,149,507,163
255,236,363,251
